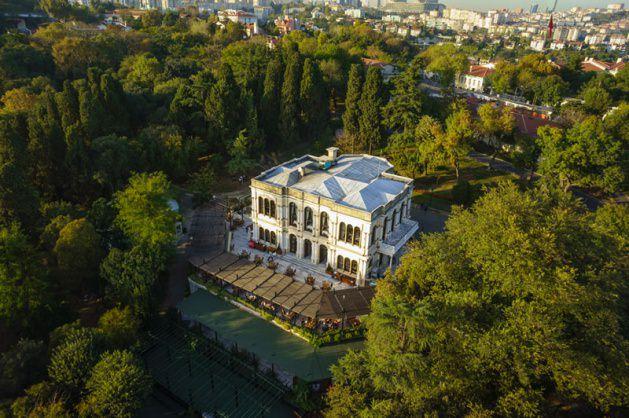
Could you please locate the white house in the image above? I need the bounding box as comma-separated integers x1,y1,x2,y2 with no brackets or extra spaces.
456,63,495,92
250,148,418,287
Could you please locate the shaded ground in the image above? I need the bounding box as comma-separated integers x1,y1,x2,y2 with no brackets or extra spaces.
411,157,517,212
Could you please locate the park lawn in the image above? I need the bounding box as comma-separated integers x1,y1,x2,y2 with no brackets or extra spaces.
412,158,519,212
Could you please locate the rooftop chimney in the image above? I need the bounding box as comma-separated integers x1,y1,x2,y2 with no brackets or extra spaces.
326,146,339,161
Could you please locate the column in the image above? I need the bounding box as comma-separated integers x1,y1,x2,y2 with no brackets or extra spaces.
297,238,304,259
311,243,319,264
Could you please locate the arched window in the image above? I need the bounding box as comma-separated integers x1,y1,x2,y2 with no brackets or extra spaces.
271,231,277,245
339,222,346,241
382,217,388,240
258,197,263,214
320,212,329,235
264,198,270,216
346,224,353,244
304,239,312,258
258,227,264,240
343,257,350,272
304,207,313,231
337,255,343,269
264,229,270,243
289,202,297,226
353,226,360,246
270,201,276,218
289,234,297,253
350,260,358,274
392,210,398,226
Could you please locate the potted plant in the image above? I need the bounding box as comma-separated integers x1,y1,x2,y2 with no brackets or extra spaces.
325,264,333,274
275,247,282,255
254,255,263,265
285,267,296,277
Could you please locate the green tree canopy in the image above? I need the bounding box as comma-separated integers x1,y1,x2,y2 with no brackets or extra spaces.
53,218,103,293
48,326,100,395
114,172,176,249
358,66,384,154
79,350,151,418
341,63,362,151
326,184,628,416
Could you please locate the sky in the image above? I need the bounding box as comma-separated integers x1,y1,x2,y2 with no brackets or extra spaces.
441,0,620,12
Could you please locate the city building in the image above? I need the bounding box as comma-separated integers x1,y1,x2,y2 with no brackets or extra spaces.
250,148,418,286
581,57,626,75
361,57,397,81
456,64,495,92
274,16,301,35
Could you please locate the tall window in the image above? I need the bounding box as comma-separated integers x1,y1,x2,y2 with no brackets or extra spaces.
289,234,297,253
264,198,270,216
304,207,313,231
353,226,360,246
339,222,346,241
392,209,398,226
371,227,377,245
264,229,270,242
343,258,350,272
320,212,329,236
271,232,277,245
346,224,353,244
304,239,312,258
350,260,358,275
289,202,297,226
258,197,263,214
259,227,264,240
400,203,405,223
270,201,276,218
337,255,343,269
382,217,388,240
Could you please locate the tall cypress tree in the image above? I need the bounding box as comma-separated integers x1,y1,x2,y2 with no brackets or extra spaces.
205,63,241,152
55,80,80,133
100,72,129,135
279,51,301,146
0,115,39,230
342,64,363,152
261,56,283,149
299,58,328,140
27,88,67,199
358,66,384,154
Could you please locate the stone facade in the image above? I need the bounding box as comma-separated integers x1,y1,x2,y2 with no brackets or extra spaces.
250,148,419,287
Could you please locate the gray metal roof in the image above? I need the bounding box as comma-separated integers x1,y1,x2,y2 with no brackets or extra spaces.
255,154,412,212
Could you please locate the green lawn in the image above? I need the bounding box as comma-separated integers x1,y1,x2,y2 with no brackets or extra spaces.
412,158,519,212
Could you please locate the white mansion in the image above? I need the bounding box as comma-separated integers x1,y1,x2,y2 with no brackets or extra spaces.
250,148,419,287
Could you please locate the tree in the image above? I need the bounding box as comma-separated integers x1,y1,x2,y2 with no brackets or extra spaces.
79,350,150,418
358,66,384,154
476,103,515,159
387,115,443,178
0,114,40,230
0,339,47,398
537,117,624,193
114,172,176,249
581,86,612,115
299,58,328,140
279,51,301,146
439,105,475,178
205,63,241,150
0,224,50,346
10,381,69,418
100,246,159,319
383,68,423,134
326,184,628,416
97,306,140,350
27,89,67,199
341,64,362,152
48,327,100,394
261,56,283,148
228,129,259,176
53,218,103,293
91,134,135,195
188,165,216,205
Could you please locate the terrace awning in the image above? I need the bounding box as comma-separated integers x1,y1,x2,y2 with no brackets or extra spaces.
272,281,313,311
216,258,256,284
198,252,239,276
256,274,293,302
317,287,375,319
